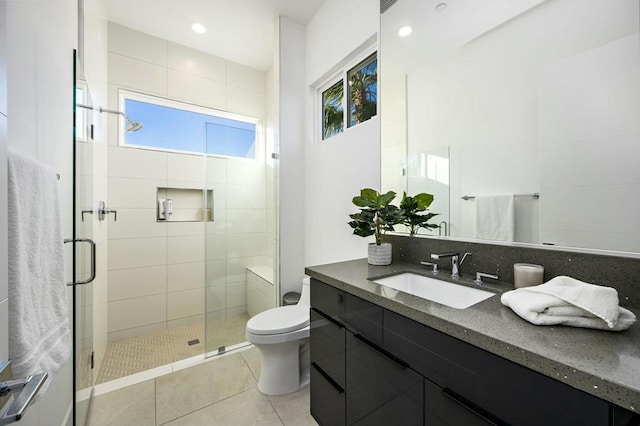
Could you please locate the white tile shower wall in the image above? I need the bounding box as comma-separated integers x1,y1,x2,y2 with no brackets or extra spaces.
107,22,268,340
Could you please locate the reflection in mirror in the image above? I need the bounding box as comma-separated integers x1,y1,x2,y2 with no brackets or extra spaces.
381,0,640,253
405,146,450,236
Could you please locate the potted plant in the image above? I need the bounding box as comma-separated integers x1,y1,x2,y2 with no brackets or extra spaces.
348,188,403,265
399,192,439,236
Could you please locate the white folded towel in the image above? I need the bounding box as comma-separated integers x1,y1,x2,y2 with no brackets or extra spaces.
501,276,636,331
475,194,515,242
7,152,71,394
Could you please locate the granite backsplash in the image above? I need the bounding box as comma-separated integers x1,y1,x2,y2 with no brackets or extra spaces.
386,234,640,309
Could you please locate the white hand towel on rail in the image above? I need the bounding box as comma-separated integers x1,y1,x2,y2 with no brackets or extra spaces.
501,276,636,331
474,194,515,242
7,152,71,395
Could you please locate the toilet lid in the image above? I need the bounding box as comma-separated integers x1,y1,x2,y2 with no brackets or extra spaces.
246,305,309,335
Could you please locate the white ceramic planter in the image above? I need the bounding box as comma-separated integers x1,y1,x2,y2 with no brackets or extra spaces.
368,242,392,265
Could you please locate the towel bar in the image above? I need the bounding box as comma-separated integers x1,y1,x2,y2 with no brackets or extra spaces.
461,193,539,201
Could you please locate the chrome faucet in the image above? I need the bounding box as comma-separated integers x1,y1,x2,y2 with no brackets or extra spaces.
430,252,472,279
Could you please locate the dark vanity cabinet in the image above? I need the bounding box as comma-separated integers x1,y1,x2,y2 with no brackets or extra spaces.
310,278,634,426
310,279,423,425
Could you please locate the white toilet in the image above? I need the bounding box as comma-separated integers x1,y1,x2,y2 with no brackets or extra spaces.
245,277,311,395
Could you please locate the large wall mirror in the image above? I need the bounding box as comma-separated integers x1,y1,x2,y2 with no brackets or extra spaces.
381,0,640,254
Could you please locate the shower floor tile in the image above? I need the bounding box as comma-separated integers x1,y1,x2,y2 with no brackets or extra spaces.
96,313,250,384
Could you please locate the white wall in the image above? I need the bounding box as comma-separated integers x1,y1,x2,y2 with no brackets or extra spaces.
278,17,307,296
106,23,270,340
0,0,9,364
303,0,381,267
5,0,75,424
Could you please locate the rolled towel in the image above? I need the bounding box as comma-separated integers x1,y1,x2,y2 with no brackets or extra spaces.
501,276,636,331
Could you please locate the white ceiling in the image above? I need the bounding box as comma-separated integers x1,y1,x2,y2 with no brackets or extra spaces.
105,0,327,71
382,0,546,73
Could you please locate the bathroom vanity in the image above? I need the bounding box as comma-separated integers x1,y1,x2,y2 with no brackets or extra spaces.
307,259,640,426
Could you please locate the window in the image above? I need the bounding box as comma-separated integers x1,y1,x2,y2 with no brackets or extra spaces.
120,90,260,159
348,54,377,127
320,51,377,140
322,80,344,140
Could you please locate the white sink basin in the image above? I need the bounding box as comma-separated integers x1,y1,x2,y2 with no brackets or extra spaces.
372,273,495,309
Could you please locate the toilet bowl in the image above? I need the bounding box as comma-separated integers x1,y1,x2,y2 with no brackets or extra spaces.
245,277,310,395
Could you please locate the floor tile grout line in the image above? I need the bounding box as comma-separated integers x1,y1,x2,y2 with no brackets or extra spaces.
241,351,260,383
157,384,260,425
265,393,287,426
155,352,259,425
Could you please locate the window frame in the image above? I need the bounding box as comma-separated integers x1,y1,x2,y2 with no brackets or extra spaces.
118,89,263,161
316,48,378,142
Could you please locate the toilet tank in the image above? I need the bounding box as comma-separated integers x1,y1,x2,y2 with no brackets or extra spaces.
298,276,311,306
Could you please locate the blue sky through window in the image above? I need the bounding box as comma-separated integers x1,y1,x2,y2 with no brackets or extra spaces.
124,98,257,159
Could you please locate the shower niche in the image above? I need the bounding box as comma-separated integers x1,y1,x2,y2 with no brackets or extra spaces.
156,187,213,222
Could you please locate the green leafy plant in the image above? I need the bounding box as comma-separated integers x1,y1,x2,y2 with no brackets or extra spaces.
399,192,439,236
348,188,403,245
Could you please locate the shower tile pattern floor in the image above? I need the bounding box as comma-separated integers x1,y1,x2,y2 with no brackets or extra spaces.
97,314,250,383
89,348,318,426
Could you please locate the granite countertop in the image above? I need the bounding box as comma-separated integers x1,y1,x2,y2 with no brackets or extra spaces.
305,258,640,412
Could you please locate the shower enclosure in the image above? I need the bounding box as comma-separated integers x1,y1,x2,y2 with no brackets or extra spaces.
73,22,280,422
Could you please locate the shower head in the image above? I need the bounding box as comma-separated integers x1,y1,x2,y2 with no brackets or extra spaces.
125,119,144,133
76,104,144,133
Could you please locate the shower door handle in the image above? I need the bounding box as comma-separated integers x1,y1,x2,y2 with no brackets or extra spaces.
64,238,97,286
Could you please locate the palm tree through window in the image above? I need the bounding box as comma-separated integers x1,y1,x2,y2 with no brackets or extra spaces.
320,51,377,141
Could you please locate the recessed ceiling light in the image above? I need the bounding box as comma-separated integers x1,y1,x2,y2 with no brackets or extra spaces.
435,3,448,12
191,22,207,34
398,25,413,37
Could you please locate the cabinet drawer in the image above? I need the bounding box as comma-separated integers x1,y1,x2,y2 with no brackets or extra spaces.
311,308,346,388
384,310,478,400
311,363,346,426
613,405,640,425
385,310,610,425
343,293,383,345
424,378,500,426
346,332,423,426
311,279,382,344
311,278,345,318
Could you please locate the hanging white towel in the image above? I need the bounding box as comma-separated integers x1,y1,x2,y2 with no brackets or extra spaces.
501,276,636,331
7,152,71,395
474,194,515,242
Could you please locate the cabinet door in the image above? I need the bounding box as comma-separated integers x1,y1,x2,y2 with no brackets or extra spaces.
424,378,500,426
346,332,423,426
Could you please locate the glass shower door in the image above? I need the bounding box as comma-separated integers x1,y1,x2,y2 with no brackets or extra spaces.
73,60,96,425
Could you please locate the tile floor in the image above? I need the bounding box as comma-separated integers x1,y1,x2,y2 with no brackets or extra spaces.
88,347,318,426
